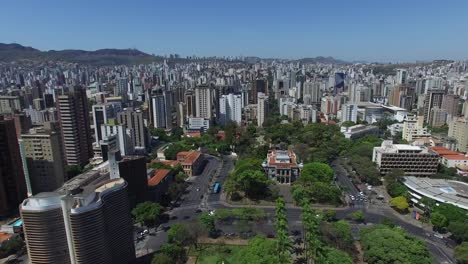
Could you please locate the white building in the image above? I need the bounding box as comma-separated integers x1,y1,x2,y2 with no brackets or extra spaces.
402,115,431,142
219,93,242,125
341,103,358,123
188,117,210,131
100,124,134,156
92,103,122,145
151,92,172,129
257,92,268,127
195,86,213,120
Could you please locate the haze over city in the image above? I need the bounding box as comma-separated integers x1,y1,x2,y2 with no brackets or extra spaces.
1,0,468,62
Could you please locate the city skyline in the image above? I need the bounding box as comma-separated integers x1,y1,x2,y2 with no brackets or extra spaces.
1,0,468,62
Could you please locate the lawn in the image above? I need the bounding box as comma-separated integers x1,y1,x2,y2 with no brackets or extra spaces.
188,244,245,264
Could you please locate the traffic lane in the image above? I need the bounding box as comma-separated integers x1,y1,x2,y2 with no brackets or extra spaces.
208,156,234,202
331,159,359,196
180,157,219,206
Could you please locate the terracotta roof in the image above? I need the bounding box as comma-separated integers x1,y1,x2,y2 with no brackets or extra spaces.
180,150,201,165
184,132,201,138
148,169,171,186
0,233,13,244
443,155,468,161
430,146,461,156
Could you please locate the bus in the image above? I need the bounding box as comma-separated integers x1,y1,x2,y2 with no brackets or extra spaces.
213,182,220,194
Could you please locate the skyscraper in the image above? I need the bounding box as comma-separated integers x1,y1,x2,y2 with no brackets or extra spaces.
0,116,27,216
20,122,66,194
57,86,93,167
396,69,408,85
250,79,267,104
151,90,172,129
423,89,445,123
303,81,321,105
257,92,269,127
334,72,345,95
219,93,242,125
92,103,121,145
441,94,460,117
195,85,213,119
20,178,136,264
341,104,358,123
117,108,148,153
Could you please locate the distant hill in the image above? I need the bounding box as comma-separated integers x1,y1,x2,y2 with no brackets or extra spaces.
294,56,348,64
0,43,162,65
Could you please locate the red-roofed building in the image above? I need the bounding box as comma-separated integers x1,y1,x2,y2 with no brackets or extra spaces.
147,169,174,202
177,150,204,176
262,150,303,184
429,146,468,170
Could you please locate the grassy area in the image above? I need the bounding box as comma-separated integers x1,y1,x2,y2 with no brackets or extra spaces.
188,244,245,264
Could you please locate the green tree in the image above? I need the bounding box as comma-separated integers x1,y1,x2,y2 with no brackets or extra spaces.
455,242,468,264
430,212,448,231
235,169,270,198
302,202,323,262
66,165,83,179
199,212,216,236
341,121,356,127
164,143,190,160
299,162,334,183
131,202,162,227
274,197,292,263
350,210,365,222
390,196,410,212
167,224,194,246
0,236,24,258
448,221,468,243
360,225,431,264
317,247,353,264
230,236,280,264
160,243,187,263
151,253,173,264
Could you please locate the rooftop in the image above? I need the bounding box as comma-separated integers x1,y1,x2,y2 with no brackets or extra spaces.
148,169,172,186
403,176,468,210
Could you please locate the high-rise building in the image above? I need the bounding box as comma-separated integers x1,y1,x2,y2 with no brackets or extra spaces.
441,94,460,118
57,86,93,167
219,93,242,125
101,123,134,156
402,115,431,142
303,81,321,105
423,89,445,124
151,91,172,129
0,96,21,114
92,103,121,145
250,79,267,104
396,69,408,85
341,104,358,123
117,108,148,152
195,85,213,119
429,107,448,127
184,90,197,118
20,123,65,194
0,116,27,216
20,178,136,264
257,92,268,127
448,117,468,153
334,72,345,95
118,156,148,206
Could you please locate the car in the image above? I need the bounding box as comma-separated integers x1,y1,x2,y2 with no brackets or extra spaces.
183,215,190,220
359,191,364,196
434,233,444,239
170,215,178,220
143,229,149,235
196,187,200,192
195,209,202,213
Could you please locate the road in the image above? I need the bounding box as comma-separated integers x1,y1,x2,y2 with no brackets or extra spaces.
138,155,455,263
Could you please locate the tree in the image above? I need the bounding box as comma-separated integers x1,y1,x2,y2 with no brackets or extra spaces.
235,169,270,198
274,197,292,263
455,242,468,264
386,181,407,198
66,165,83,179
319,220,354,252
390,196,410,212
160,243,187,263
360,225,431,264
299,162,334,183
167,224,193,246
448,221,468,243
0,236,24,258
230,236,280,264
131,202,162,227
350,210,365,222
164,143,190,160
430,212,448,232
302,202,323,263
317,247,353,264
199,212,216,236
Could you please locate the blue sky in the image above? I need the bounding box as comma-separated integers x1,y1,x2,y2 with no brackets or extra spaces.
1,0,467,62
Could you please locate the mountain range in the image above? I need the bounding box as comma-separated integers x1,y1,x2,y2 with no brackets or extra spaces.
0,43,349,65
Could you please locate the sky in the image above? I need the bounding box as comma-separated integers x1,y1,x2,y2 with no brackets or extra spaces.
1,0,468,62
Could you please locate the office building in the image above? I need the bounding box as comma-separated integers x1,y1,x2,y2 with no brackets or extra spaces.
100,123,134,156
262,150,302,184
92,103,121,145
334,72,345,95
184,90,197,118
372,140,439,176
257,92,268,127
441,94,460,117
57,86,93,167
219,93,242,125
150,91,172,129
402,115,431,142
303,81,321,105
117,108,148,152
20,178,135,264
448,117,468,153
341,124,379,140
423,89,445,123
195,85,213,119
0,96,21,114
187,117,210,132
429,107,448,127
341,103,358,123
118,156,148,206
396,69,408,85
20,123,66,194
0,116,27,216
250,79,267,104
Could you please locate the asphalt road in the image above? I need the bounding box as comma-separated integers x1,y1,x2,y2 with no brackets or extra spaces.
138,155,455,264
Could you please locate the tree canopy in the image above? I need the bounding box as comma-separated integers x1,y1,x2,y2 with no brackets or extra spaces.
390,196,410,212
360,225,431,264
230,236,281,264
455,242,468,264
131,202,162,226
